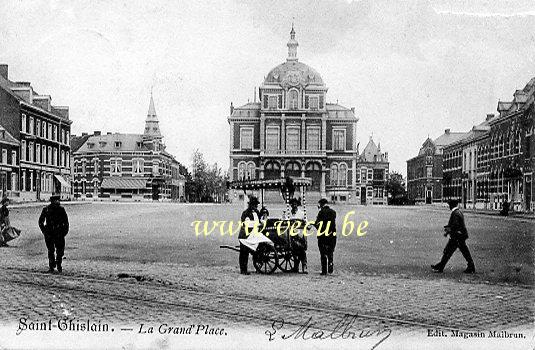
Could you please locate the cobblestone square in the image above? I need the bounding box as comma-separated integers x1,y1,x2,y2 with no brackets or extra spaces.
0,202,532,349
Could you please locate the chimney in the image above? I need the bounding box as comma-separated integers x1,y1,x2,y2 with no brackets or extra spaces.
52,106,69,120
230,102,234,115
445,128,450,134
351,107,355,114
107,132,112,135
33,95,52,112
11,85,33,103
0,64,7,80
82,132,88,136
486,113,494,121
94,131,101,136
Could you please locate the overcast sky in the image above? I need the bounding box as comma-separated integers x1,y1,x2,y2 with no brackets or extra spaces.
1,0,534,175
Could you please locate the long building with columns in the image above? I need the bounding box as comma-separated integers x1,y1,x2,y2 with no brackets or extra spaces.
228,26,359,203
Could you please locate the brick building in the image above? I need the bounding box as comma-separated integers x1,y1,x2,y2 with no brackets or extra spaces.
356,137,389,205
72,94,185,201
487,79,534,211
228,26,359,203
0,125,19,198
443,118,491,207
440,78,534,211
0,64,72,201
407,130,467,204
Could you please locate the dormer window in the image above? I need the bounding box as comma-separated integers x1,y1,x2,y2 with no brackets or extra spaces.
87,143,94,149
288,90,298,110
114,141,122,148
309,96,318,110
136,142,142,149
268,96,277,110
99,142,107,147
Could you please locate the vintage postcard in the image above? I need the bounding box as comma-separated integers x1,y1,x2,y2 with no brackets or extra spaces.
0,0,533,349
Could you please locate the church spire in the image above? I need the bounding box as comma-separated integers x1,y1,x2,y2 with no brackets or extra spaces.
144,91,162,139
287,23,298,61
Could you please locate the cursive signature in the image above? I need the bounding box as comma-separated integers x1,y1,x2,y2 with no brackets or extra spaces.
265,314,392,350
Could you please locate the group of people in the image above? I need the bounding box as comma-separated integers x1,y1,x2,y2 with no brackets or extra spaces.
0,195,69,274
3,193,475,277
238,196,476,276
238,196,337,276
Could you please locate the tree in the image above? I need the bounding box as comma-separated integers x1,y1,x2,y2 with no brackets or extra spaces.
386,171,407,205
188,149,228,202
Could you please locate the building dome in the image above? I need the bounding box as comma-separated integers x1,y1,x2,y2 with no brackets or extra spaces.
263,25,325,88
264,60,324,87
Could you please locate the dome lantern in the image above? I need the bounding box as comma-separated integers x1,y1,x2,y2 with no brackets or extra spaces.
287,23,298,61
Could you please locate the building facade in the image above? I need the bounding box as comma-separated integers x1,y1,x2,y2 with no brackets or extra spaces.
72,94,185,201
487,79,534,211
441,77,534,212
356,137,389,205
407,130,467,204
0,126,19,198
0,64,72,201
228,26,359,203
443,118,491,208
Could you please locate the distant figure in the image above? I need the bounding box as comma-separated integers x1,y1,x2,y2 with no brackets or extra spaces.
289,198,307,274
431,199,475,274
500,201,510,217
314,198,337,275
38,195,69,273
0,197,21,246
238,196,260,275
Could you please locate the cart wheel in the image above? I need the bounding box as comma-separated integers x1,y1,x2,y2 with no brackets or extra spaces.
278,247,297,273
253,243,278,274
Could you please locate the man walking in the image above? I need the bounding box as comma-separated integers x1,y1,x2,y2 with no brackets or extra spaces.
38,195,69,273
314,198,337,275
432,199,475,273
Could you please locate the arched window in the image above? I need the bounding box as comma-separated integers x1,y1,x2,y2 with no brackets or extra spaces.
338,163,347,187
265,161,281,171
288,90,298,110
238,162,246,180
285,161,301,177
247,162,256,180
264,161,281,180
305,162,322,191
330,164,338,186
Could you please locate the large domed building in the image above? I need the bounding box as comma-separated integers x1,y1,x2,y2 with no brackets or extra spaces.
228,26,360,203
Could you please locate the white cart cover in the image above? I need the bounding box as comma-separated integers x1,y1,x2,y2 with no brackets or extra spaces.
239,233,273,252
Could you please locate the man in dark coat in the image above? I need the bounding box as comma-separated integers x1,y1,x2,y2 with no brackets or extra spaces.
238,196,260,275
432,199,475,273
38,195,69,273
314,198,337,275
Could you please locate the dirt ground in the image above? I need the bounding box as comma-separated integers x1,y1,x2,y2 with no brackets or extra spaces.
6,202,534,285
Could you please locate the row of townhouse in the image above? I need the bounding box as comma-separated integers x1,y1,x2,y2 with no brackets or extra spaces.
0,64,72,201
436,78,534,212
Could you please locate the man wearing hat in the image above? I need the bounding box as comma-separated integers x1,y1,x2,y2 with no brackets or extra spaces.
238,196,261,275
314,198,337,275
38,195,69,273
431,199,475,273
